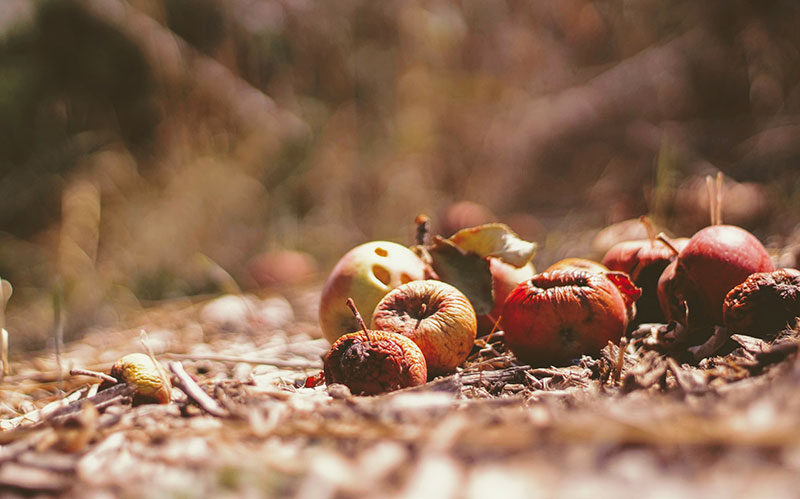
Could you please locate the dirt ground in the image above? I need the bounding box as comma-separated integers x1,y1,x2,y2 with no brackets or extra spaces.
2,283,800,498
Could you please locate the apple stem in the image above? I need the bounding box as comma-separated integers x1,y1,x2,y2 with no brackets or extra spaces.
705,175,715,226
639,215,656,247
612,337,627,385
655,232,681,257
705,172,724,225
346,298,371,342
715,171,723,226
415,214,430,246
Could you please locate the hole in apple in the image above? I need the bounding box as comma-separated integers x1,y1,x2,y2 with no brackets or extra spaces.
372,265,391,286
374,247,388,257
400,273,413,284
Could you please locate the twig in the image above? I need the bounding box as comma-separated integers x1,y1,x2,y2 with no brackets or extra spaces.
168,361,227,417
52,280,65,396
162,352,321,369
69,368,118,385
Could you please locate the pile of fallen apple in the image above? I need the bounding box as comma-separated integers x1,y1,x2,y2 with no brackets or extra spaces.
318,193,800,396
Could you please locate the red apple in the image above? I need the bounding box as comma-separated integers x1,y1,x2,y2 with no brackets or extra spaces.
477,257,536,332
662,225,774,339
601,237,689,323
371,280,477,376
501,269,633,366
319,241,429,343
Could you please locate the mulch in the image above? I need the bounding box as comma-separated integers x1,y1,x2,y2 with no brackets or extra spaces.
2,286,800,497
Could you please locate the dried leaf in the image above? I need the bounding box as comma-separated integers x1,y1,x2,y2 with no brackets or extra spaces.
427,238,494,315
448,223,536,267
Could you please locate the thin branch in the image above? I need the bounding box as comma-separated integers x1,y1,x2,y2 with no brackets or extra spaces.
163,352,321,369
168,361,227,418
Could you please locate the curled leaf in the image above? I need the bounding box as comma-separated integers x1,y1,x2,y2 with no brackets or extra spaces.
448,223,536,267
427,237,494,315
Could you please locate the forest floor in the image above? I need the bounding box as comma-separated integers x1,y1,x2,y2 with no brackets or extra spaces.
2,284,800,498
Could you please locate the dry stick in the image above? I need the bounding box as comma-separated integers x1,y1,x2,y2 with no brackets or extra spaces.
140,329,171,390
163,352,321,369
0,279,7,379
168,361,227,418
612,338,627,385
639,215,657,247
706,175,716,226
346,298,371,342
415,214,430,246
715,171,724,226
69,368,117,385
53,281,65,396
0,329,7,380
656,233,681,257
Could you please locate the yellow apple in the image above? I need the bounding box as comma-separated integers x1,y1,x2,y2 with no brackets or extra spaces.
319,241,428,343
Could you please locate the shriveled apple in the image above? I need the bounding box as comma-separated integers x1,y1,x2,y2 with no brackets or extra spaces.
372,280,477,376
501,269,637,366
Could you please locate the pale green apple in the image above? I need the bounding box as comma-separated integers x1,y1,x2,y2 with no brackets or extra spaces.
319,241,428,343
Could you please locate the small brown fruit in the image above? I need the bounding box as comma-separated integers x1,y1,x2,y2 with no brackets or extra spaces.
323,330,428,395
372,280,477,376
723,268,800,339
102,353,171,405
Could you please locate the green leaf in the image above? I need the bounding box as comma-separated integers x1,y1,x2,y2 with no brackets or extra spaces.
448,223,536,267
427,237,494,315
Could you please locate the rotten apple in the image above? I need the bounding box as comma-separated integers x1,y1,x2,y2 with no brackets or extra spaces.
319,241,429,343
501,269,637,366
371,279,477,376
723,268,800,339
324,299,427,395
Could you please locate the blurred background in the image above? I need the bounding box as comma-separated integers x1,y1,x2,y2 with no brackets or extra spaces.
2,0,800,349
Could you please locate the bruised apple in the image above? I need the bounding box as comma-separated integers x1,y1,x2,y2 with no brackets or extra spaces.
319,241,428,343
372,280,477,376
501,269,636,366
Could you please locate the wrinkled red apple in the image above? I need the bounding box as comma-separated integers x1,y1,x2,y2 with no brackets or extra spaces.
372,280,477,376
319,241,428,343
602,237,689,323
477,258,536,333
501,269,636,366
324,329,428,395
660,225,774,339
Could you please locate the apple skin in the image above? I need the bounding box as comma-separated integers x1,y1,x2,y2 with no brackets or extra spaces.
319,241,428,344
371,280,477,377
660,225,774,338
545,258,608,274
501,269,630,366
477,258,536,333
601,238,689,324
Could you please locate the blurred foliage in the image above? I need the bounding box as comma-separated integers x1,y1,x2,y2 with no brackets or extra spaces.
1,0,800,349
